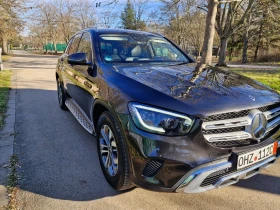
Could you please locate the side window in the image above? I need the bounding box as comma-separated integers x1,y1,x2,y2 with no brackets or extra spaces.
65,38,73,54
77,33,92,62
68,34,82,55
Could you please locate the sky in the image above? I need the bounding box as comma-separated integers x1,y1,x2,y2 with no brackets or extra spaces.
20,0,164,35
94,0,163,27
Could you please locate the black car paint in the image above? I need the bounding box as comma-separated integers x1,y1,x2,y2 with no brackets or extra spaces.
56,28,280,192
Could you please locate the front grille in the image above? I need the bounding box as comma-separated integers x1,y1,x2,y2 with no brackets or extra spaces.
209,139,251,148
258,103,280,112
204,110,249,122
262,124,280,140
142,160,164,177
202,103,280,149
204,103,280,122
202,126,245,135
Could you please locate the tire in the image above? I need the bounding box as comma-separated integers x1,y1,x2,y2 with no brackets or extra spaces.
96,111,133,191
57,77,67,110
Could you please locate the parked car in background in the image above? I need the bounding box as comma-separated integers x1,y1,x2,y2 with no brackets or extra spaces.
56,28,280,193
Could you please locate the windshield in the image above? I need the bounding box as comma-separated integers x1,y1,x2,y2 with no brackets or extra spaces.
98,32,189,64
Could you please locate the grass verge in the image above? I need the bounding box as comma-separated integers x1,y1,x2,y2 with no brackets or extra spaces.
246,62,280,66
6,155,19,210
0,70,12,129
2,55,12,62
232,69,280,93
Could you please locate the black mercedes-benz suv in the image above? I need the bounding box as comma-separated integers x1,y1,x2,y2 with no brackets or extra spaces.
56,28,280,193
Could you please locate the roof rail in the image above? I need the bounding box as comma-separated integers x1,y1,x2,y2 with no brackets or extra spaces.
83,26,98,31
150,32,164,37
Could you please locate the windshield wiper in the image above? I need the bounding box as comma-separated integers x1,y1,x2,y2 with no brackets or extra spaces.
169,61,189,66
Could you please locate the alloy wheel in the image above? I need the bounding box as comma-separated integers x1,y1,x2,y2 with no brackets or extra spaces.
57,81,63,106
99,125,118,176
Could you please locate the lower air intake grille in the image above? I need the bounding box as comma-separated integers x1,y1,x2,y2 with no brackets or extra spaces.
142,160,164,177
200,167,238,187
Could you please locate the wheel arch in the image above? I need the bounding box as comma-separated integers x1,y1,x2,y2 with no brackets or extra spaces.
55,72,59,81
92,99,122,131
94,99,135,190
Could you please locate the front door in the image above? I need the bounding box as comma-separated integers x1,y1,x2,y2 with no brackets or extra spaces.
61,33,82,101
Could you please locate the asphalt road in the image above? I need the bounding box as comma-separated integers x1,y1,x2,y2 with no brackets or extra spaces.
7,50,280,210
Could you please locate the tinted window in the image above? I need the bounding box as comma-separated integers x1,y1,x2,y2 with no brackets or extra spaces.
97,33,189,64
65,38,73,54
68,34,82,54
77,33,92,62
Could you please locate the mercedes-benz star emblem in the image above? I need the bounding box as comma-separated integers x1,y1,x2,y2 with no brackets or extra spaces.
251,113,267,141
248,95,256,101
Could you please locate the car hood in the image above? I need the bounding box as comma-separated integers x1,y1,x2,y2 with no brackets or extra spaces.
104,64,280,118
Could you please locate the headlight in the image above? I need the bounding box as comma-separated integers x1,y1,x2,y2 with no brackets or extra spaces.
128,103,195,136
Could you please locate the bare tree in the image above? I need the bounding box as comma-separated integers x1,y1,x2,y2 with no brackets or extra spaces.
98,2,119,28
50,0,77,43
188,11,206,58
241,12,253,63
215,0,255,66
34,2,59,52
252,0,280,61
74,0,96,30
133,0,149,30
196,0,219,69
0,0,26,54
159,0,199,50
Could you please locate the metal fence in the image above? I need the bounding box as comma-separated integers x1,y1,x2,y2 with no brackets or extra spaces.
44,43,67,52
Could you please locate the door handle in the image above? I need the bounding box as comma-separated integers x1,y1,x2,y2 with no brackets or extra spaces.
84,80,92,89
84,77,99,92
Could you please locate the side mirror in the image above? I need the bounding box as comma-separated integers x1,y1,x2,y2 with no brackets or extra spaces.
68,53,90,65
87,62,98,77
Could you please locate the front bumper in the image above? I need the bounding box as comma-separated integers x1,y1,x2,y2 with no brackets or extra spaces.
121,111,280,193
176,140,280,193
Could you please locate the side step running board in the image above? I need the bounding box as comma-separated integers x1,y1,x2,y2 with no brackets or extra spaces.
65,98,95,135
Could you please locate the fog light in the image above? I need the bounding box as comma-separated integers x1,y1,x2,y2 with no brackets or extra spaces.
143,176,161,185
176,174,196,192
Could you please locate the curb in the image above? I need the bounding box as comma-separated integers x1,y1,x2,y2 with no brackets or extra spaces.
0,71,17,208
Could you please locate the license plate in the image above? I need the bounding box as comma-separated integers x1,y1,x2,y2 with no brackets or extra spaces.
237,142,278,170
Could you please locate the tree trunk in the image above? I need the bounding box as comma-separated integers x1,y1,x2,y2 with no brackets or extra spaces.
254,44,260,62
196,0,219,71
229,48,233,62
242,26,249,63
53,41,57,54
217,37,228,66
266,38,271,54
254,18,264,61
228,38,234,62
1,37,8,55
216,46,220,58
